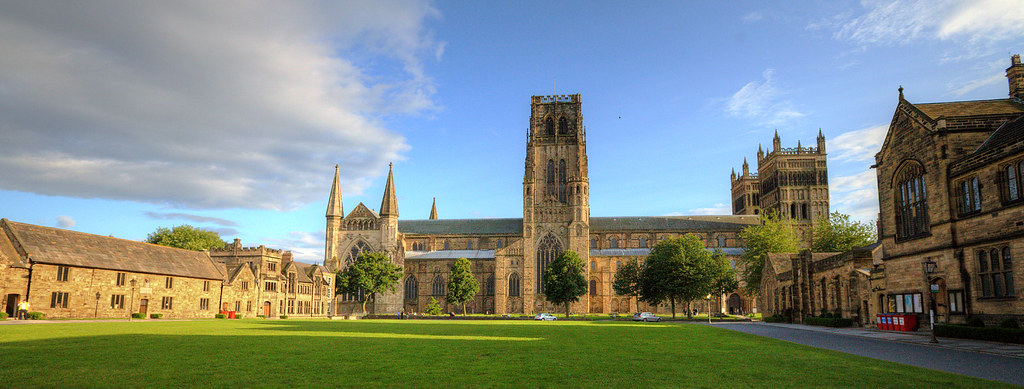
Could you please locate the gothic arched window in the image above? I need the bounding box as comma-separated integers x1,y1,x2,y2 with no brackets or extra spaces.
404,276,418,300
345,241,372,266
589,279,598,296
545,117,554,136
639,237,647,248
558,117,570,134
558,159,567,203
536,234,563,292
432,275,445,296
546,160,556,196
508,273,521,297
486,275,495,295
894,161,929,239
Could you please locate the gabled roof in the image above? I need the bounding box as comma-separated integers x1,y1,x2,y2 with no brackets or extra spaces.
2,219,225,280
225,263,256,284
346,203,379,219
975,114,1024,154
950,114,1024,176
765,253,794,275
914,99,1024,120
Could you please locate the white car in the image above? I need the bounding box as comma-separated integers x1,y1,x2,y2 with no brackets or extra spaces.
534,313,557,321
632,312,662,322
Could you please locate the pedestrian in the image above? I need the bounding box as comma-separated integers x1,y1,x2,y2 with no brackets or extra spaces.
17,300,28,320
23,301,31,320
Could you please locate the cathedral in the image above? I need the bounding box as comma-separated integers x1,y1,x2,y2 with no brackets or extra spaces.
325,94,760,316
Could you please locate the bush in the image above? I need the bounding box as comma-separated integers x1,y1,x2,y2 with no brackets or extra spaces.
426,297,442,316
764,314,789,323
966,316,985,327
150,313,162,319
28,312,44,320
935,324,1024,344
257,315,266,319
0,312,8,320
279,315,288,319
215,313,227,319
999,318,1020,329
235,314,243,319
804,316,853,327
131,313,146,319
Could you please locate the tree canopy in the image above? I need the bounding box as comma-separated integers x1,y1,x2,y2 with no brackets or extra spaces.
542,250,587,317
811,212,877,252
639,234,724,318
145,225,226,251
336,251,403,314
737,212,801,296
446,257,480,315
612,258,643,313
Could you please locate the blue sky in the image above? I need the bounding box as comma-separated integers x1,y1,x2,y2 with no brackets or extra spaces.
1,1,1021,262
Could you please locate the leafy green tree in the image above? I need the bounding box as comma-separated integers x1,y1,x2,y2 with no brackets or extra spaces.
811,212,877,252
446,257,480,316
709,256,740,315
426,297,442,315
612,258,643,313
336,251,403,314
640,234,722,319
542,250,587,318
737,212,801,296
145,225,226,251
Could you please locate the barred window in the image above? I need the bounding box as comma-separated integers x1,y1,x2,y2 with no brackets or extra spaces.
508,273,521,297
165,277,173,289
203,280,210,292
956,177,981,216
894,162,929,239
199,298,210,310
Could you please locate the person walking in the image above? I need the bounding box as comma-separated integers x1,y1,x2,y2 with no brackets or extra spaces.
17,300,28,320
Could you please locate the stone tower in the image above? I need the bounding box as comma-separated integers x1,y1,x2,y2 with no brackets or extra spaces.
756,131,829,245
731,156,761,215
325,165,343,271
522,94,591,314
1009,53,1024,102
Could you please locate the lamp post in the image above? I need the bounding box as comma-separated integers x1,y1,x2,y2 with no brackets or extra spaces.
922,260,938,343
129,278,137,322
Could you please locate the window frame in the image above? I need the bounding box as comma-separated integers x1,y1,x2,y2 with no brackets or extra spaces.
893,162,930,240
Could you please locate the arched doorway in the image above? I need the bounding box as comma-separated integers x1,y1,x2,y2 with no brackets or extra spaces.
263,301,271,317
727,293,743,315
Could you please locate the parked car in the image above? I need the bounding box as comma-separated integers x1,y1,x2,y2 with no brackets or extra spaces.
534,313,557,321
632,312,662,322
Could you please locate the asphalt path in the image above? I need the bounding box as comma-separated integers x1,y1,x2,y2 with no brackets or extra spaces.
710,322,1024,386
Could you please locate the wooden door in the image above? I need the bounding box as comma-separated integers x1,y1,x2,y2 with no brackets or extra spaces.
139,299,148,315
5,294,19,318
263,302,271,317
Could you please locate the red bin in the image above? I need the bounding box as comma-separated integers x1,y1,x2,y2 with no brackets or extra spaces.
876,314,884,330
902,314,918,331
228,311,236,319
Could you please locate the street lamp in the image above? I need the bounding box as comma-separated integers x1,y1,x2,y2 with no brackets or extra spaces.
922,260,938,343
129,278,137,322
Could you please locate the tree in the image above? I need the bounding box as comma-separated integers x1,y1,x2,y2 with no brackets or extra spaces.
612,258,643,313
542,250,587,318
145,225,226,251
811,212,877,252
335,251,403,314
737,212,801,296
709,256,740,316
426,297,442,315
639,234,722,319
446,257,480,316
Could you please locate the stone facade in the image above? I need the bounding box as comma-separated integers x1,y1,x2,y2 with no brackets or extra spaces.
760,247,877,324
326,94,761,316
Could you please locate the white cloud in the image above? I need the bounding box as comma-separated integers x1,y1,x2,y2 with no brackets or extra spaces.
726,69,805,126
833,0,1024,48
264,230,325,263
665,203,731,216
830,170,879,223
830,124,888,162
144,212,237,227
0,1,443,210
742,12,763,22
55,215,75,228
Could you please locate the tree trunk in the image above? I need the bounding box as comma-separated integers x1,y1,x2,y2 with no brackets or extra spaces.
565,302,571,318
634,294,640,313
463,302,467,316
360,298,367,315
686,301,692,319
670,297,676,319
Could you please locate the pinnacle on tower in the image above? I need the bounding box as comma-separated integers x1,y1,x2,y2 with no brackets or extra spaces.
773,130,781,151
731,168,737,181
898,85,904,100
757,144,764,161
429,197,438,220
742,157,749,176
817,129,826,154
797,140,802,150
379,162,398,217
326,164,343,217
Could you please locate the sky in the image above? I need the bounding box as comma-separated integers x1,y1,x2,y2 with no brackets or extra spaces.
1,1,1022,263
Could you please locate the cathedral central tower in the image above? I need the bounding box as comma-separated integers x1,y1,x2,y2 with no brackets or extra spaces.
522,94,591,313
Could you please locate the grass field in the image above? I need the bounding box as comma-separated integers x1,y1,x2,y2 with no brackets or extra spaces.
0,319,1012,388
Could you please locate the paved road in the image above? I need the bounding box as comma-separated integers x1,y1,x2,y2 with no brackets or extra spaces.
710,322,1024,386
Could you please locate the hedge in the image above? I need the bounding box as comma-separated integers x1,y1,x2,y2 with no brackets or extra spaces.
28,312,45,320
149,313,162,319
763,315,789,323
935,324,1024,344
804,316,853,327
0,312,8,320
131,313,146,319
215,314,227,319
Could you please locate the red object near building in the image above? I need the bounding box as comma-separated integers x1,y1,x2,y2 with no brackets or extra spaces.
228,311,236,319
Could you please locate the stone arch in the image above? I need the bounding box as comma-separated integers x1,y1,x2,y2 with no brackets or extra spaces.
536,234,563,292
344,240,372,265
404,275,418,300
508,272,521,297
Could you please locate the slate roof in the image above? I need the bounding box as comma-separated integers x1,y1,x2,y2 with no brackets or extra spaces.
1,219,225,280
406,250,496,260
976,114,1024,154
400,219,523,235
590,247,745,257
399,215,757,236
765,253,793,275
914,99,1024,119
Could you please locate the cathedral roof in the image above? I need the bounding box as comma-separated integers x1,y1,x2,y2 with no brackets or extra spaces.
1,219,226,280
913,98,1024,119
950,114,1024,176
406,250,495,260
590,247,745,257
590,216,759,232
399,218,524,235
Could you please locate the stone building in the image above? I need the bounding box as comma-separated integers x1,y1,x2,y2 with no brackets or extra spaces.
870,54,1024,325
759,245,878,325
326,94,761,316
732,130,830,245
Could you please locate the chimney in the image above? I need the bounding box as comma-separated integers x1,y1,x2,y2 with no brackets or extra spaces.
1008,54,1024,102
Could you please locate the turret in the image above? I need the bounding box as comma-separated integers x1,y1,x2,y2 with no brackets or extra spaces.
817,129,826,154
773,130,781,151
757,144,764,161
731,168,737,182
1009,53,1024,102
742,157,749,176
429,197,438,220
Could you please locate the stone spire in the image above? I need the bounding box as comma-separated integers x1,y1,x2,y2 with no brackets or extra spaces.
773,129,781,151
326,164,343,217
757,144,764,161
817,129,826,154
379,163,398,217
429,197,438,220
742,157,749,176
731,168,737,181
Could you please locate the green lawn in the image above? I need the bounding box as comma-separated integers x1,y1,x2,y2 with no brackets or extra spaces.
0,319,1011,388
